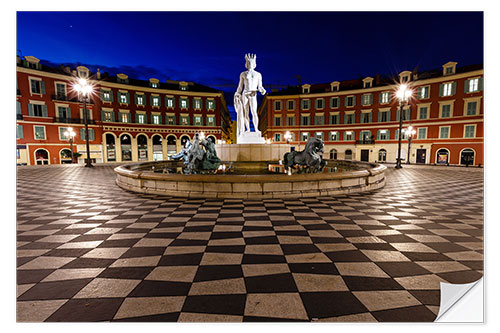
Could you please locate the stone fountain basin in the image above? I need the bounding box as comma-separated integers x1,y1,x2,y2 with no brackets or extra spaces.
114,160,386,199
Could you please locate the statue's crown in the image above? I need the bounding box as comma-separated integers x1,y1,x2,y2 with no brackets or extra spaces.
245,53,256,61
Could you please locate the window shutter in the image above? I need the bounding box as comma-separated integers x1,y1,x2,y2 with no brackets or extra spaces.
368,112,372,123
416,87,422,99
42,105,48,117
17,101,21,115
377,111,381,122
101,110,106,121
134,93,138,105
18,125,24,139
479,78,483,91
439,84,444,97
344,97,349,107
40,81,46,94
378,92,383,103
396,109,400,121
377,131,380,140
100,89,104,101
126,92,130,103
90,129,95,141
28,104,34,116
352,96,356,107
80,129,85,140
111,111,115,122
135,113,139,124
110,91,114,102
369,94,373,104
464,80,470,93
451,82,457,95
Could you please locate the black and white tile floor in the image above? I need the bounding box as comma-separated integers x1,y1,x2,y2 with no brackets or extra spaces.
16,164,483,322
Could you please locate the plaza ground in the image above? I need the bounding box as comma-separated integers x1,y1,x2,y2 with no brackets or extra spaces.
16,164,483,322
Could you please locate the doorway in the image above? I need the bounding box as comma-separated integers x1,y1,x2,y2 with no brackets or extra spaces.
416,149,426,164
460,149,475,166
360,149,369,162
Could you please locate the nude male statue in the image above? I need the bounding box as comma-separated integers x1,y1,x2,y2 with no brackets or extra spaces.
234,54,266,137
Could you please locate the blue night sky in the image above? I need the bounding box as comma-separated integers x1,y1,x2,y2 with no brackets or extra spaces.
17,11,483,118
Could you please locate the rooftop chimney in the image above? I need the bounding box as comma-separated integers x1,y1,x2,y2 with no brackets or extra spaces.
97,68,101,79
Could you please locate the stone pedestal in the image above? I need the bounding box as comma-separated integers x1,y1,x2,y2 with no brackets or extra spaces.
237,131,266,144
215,143,292,162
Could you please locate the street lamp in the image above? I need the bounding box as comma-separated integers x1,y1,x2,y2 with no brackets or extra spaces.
284,131,292,144
395,83,413,169
63,127,76,163
73,78,94,167
404,126,416,165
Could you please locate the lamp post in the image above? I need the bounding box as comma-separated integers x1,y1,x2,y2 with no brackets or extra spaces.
74,78,93,167
405,126,416,165
284,131,292,144
63,127,76,163
395,83,412,169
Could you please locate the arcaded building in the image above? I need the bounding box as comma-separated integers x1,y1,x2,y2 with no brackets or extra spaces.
258,61,483,166
16,56,231,165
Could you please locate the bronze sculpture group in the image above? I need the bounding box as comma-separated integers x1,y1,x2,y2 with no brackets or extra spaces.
171,134,221,174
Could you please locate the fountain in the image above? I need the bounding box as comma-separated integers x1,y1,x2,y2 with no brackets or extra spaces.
114,54,386,198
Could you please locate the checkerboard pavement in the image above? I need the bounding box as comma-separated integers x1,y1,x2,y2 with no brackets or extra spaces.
16,164,483,322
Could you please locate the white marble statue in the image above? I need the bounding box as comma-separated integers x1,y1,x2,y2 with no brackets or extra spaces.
234,53,266,143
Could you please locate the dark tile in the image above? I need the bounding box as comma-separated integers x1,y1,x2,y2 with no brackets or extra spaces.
459,261,484,270
183,226,214,232
46,298,124,322
342,276,404,291
158,253,203,266
281,244,320,255
376,262,431,278
170,239,208,246
71,234,109,242
17,242,60,250
436,270,483,284
424,242,470,253
245,273,298,293
288,263,339,275
409,290,441,306
371,305,437,322
98,267,154,280
129,280,191,296
182,294,246,316
120,247,166,258
242,254,287,264
401,252,453,262
113,312,180,322
324,250,371,262
275,230,309,237
378,235,418,243
337,230,372,237
243,316,307,322
353,243,397,251
17,278,92,301
300,291,368,319
44,248,92,257
97,239,139,248
62,258,116,268
194,265,243,282
205,245,246,253
244,236,279,245
17,269,55,284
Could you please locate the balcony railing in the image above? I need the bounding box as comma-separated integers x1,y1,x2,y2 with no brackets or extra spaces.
53,117,96,125
17,114,23,120
51,94,94,104
356,139,375,145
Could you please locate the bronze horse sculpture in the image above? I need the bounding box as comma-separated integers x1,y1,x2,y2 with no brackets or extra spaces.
283,137,327,173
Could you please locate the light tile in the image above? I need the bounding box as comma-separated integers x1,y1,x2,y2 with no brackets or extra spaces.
17,300,68,322
335,262,389,278
74,278,141,298
82,247,129,259
114,296,186,319
353,290,421,311
145,266,198,282
245,293,308,320
242,264,290,277
110,256,161,267
293,273,349,292
189,278,246,295
42,268,106,282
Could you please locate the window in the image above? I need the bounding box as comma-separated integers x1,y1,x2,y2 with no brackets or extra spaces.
345,96,355,107
103,111,112,122
380,92,390,104
207,117,215,126
274,101,282,111
362,94,373,106
102,90,111,102
151,82,158,88
360,131,372,141
344,131,354,141
315,115,324,125
418,128,427,139
167,97,175,108
56,83,66,97
466,101,478,116
379,110,389,122
17,124,23,139
121,113,129,123
440,127,450,139
315,132,323,140
287,100,295,110
287,116,295,126
207,99,215,110
315,99,324,109
441,104,452,118
58,127,71,140
34,126,46,140
80,128,95,141
464,125,476,138
181,116,189,125
378,130,388,140
417,86,430,99
301,132,309,141
194,99,202,109
180,98,188,109
467,78,480,93
301,100,310,110
137,114,146,124
330,114,339,124
31,104,44,117
274,133,281,142
446,67,453,74
361,112,371,123
167,115,176,125
119,92,128,104
152,115,160,125
152,96,160,107
345,113,355,124
441,82,455,97
30,79,44,94
137,95,144,105
397,109,411,121
330,97,339,108
329,131,339,141
274,116,281,126
419,107,428,120
57,106,70,119
194,116,202,126
301,115,310,126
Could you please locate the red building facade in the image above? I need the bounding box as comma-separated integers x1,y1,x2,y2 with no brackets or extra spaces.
16,56,231,165
259,61,483,166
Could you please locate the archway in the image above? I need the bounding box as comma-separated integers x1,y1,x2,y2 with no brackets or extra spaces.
378,149,387,162
120,134,132,161
345,149,352,160
152,135,163,161
60,148,73,164
137,134,148,161
460,148,475,166
329,148,337,159
207,135,216,144
167,135,177,156
34,148,49,165
105,133,116,162
436,148,449,165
